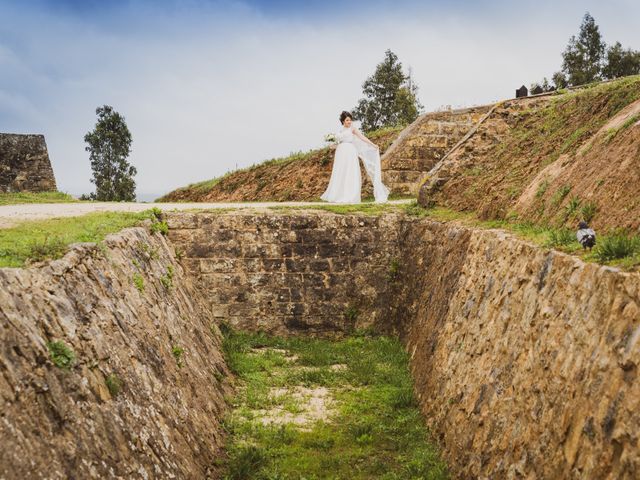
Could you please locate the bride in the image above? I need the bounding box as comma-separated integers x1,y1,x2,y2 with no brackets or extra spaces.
321,111,390,204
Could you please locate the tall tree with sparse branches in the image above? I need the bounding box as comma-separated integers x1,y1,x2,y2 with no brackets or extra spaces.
84,105,136,201
353,50,423,132
561,12,605,86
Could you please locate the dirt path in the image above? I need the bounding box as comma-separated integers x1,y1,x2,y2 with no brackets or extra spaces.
0,199,412,228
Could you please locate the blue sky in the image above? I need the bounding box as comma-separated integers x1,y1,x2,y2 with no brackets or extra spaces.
1,0,639,199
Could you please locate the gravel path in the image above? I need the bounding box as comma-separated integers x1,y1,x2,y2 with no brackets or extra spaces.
0,199,412,228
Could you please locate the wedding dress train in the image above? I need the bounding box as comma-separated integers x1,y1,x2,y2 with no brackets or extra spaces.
321,126,389,204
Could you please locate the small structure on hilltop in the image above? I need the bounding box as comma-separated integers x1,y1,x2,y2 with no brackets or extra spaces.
515,85,528,98
0,133,57,192
531,85,544,95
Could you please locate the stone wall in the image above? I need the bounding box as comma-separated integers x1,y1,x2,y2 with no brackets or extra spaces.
393,220,640,479
167,210,640,479
381,106,492,195
167,211,403,336
0,227,231,479
2,210,638,479
0,133,57,192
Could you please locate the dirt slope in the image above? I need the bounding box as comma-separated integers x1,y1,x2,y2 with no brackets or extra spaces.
158,127,403,203
419,76,640,232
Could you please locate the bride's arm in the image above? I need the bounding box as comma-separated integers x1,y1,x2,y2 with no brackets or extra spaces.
352,127,379,148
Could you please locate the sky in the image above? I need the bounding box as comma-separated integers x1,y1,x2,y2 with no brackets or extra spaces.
1,0,639,200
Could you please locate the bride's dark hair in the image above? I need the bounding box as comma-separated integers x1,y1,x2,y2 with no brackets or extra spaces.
339,111,353,124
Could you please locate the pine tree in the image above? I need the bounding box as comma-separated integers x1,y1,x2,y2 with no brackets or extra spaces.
352,50,423,132
561,12,606,86
84,105,136,202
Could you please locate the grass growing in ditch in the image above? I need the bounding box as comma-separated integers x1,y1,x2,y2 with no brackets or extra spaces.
221,327,448,480
0,210,157,267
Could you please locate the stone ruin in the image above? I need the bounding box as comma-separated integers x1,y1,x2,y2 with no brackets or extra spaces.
515,85,528,98
0,133,57,193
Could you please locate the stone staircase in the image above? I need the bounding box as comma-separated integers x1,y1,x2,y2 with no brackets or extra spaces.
381,105,493,195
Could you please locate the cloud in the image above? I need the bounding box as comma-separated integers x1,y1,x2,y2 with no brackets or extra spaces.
1,0,638,199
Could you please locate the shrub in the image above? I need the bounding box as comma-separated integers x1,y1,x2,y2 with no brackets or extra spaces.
172,345,185,368
161,265,174,289
594,232,640,262
47,341,76,369
133,273,144,292
105,373,123,397
150,220,169,236
580,202,598,222
344,306,359,322
535,180,549,198
551,185,571,206
387,258,401,281
545,228,576,247
564,196,582,220
225,445,268,480
27,236,67,263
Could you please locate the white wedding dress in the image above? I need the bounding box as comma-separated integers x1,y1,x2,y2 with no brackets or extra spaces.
321,126,390,204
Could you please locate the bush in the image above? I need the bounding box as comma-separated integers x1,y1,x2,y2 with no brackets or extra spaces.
594,232,640,262
105,373,123,397
150,220,169,236
545,228,576,247
47,341,76,369
28,236,67,263
580,202,598,222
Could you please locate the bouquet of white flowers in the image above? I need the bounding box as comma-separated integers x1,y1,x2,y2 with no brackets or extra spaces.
324,133,337,144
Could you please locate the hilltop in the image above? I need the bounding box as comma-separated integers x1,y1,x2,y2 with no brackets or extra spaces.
157,127,403,203
420,76,640,232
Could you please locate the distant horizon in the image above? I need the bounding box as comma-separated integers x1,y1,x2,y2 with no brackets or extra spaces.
2,0,639,197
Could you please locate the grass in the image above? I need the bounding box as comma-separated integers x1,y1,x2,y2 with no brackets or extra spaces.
404,201,640,270
594,231,640,263
105,373,123,397
47,341,76,369
221,327,448,480
0,210,157,268
0,191,77,206
172,345,185,368
160,265,174,289
157,125,404,202
133,273,145,292
271,202,405,216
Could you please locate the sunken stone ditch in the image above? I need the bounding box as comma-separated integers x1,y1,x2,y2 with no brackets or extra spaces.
1,209,639,479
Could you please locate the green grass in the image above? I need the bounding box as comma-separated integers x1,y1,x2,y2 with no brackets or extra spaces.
172,345,185,368
0,191,77,206
404,202,640,269
594,231,640,263
105,373,123,397
221,327,448,480
47,341,76,369
0,210,157,267
271,201,407,216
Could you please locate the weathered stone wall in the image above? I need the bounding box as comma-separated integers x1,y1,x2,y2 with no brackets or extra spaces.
167,211,403,336
2,210,638,479
392,220,640,480
168,210,640,479
381,106,492,195
0,133,57,192
0,227,231,479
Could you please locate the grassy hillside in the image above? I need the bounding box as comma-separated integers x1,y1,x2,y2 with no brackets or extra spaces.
157,127,403,202
422,76,640,232
0,191,77,205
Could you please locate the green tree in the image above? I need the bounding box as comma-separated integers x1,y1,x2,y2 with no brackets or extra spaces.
84,105,136,201
352,50,423,132
602,41,640,79
552,71,568,89
561,12,606,86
